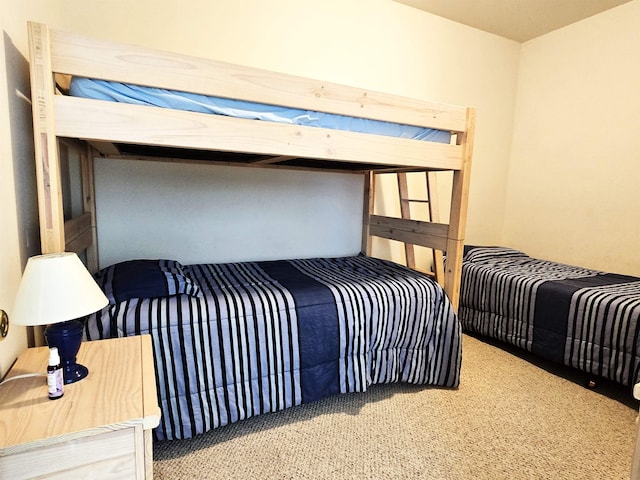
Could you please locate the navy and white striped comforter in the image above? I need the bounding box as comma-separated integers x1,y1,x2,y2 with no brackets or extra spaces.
459,246,640,389
85,255,461,440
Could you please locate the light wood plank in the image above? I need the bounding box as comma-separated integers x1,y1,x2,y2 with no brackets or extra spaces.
0,337,156,450
0,336,159,479
64,227,93,254
143,429,154,480
140,335,161,430
54,96,464,171
361,171,375,255
447,107,476,241
444,238,465,310
48,26,467,132
444,107,476,310
426,172,445,286
250,155,298,165
369,215,449,252
81,144,99,272
64,212,91,245
28,21,65,253
0,428,136,480
396,172,416,268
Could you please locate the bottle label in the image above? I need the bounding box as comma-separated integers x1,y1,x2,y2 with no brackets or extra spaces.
47,368,64,399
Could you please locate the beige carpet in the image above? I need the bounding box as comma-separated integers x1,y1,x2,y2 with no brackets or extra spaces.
153,334,639,479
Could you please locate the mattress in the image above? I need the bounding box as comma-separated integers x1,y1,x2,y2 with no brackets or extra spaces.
84,255,461,440
70,77,452,143
459,246,640,389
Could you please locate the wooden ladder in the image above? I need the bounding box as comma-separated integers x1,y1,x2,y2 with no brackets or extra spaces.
396,172,444,285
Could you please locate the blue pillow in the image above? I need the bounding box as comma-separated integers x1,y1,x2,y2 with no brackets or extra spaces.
96,259,202,304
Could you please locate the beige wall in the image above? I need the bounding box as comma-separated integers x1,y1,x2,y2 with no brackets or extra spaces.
504,0,640,275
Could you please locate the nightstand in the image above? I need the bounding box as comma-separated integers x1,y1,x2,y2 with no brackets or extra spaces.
0,335,160,479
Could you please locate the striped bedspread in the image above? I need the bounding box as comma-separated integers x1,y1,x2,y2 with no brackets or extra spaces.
459,246,640,389
85,255,461,440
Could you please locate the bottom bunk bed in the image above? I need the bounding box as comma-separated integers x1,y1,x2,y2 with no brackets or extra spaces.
84,254,462,440
458,246,640,390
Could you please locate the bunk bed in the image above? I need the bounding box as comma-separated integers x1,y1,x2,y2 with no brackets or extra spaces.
27,22,476,440
459,246,640,390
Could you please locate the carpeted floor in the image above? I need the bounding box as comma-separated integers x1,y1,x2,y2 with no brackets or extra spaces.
153,334,639,479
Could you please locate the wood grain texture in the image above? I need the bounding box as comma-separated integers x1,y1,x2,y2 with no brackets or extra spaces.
0,428,137,480
28,21,65,254
0,336,159,479
54,96,465,171
48,26,467,132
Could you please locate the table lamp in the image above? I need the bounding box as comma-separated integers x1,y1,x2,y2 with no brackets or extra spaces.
12,252,109,384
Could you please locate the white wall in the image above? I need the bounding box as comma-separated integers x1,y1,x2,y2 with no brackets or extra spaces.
95,159,363,268
57,0,520,268
505,0,640,275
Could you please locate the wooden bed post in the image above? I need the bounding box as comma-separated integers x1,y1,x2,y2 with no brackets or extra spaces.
28,21,65,254
444,107,476,310
361,171,375,255
81,145,99,272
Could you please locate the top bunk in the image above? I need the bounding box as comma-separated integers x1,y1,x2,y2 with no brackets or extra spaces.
28,21,474,173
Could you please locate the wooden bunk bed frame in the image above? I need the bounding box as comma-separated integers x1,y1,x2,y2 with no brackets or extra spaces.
27,21,476,310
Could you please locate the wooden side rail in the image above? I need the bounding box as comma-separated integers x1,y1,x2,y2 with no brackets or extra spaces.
42,23,467,133
54,96,465,171
368,215,449,252
29,21,64,253
64,213,92,253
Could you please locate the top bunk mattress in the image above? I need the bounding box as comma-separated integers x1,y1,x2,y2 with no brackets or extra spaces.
69,77,452,144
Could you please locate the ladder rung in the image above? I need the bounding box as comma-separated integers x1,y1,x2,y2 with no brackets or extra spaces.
400,198,430,203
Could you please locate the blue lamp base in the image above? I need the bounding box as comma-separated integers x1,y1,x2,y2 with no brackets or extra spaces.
45,319,88,384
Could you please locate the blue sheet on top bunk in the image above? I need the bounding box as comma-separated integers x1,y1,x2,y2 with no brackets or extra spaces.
84,255,461,441
458,246,640,389
69,77,452,143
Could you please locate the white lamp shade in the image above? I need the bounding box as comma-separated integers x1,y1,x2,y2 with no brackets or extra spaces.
12,252,109,326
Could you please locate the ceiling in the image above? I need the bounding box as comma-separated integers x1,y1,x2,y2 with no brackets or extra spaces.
393,0,633,42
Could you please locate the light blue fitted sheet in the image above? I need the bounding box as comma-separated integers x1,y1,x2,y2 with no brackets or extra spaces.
69,77,451,144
